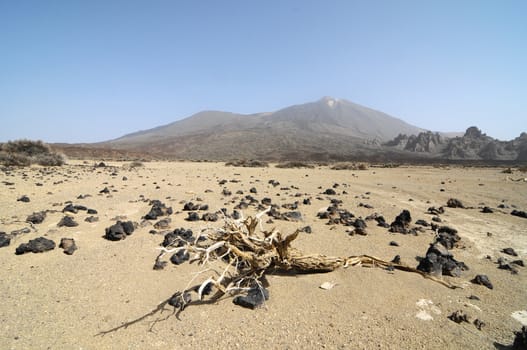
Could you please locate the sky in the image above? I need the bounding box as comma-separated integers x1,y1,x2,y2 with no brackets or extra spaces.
1,0,526,143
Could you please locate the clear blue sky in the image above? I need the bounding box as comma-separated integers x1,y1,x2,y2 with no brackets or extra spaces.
1,0,525,143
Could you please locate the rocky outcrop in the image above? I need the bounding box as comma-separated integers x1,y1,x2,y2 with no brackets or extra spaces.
385,127,527,161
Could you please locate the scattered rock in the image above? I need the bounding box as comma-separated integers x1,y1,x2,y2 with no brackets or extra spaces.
62,203,78,214
170,250,189,265
144,200,172,220
26,211,46,224
324,188,336,195
511,210,527,219
0,232,11,248
202,212,219,222
104,221,135,241
389,210,412,234
389,241,399,247
87,209,98,214
481,206,493,213
185,212,200,221
427,206,445,215
154,218,171,229
59,238,77,255
447,198,464,208
471,274,493,289
448,310,469,323
513,326,527,350
417,242,466,277
15,237,55,254
57,216,79,227
17,195,30,203
85,216,99,223
415,219,429,227
233,285,269,309
502,247,518,256
99,187,110,194
163,228,194,247
436,226,461,249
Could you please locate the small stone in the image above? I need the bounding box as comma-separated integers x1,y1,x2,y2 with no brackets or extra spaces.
233,285,269,309
85,216,99,223
26,211,46,224
502,247,518,256
17,195,30,203
59,238,77,255
447,198,465,208
58,216,79,227
0,232,11,248
448,310,470,323
471,274,493,289
389,241,399,247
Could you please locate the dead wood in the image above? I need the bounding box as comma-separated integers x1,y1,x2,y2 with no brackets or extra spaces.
99,207,457,334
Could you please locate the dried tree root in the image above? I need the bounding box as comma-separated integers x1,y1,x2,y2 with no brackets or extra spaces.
98,208,457,334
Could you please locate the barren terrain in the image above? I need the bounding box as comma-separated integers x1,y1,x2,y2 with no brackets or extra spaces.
1,161,526,349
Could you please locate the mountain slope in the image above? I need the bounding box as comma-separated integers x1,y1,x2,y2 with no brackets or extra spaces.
100,97,425,160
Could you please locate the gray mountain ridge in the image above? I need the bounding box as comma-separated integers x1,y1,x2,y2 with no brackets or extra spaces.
93,97,525,161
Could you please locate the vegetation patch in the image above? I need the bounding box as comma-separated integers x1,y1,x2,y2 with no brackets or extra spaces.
0,139,66,166
225,159,269,167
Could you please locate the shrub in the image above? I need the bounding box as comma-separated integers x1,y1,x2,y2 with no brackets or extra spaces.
330,162,369,170
225,159,269,167
129,160,144,168
0,151,31,166
275,161,315,169
34,152,66,166
0,139,66,167
2,139,50,157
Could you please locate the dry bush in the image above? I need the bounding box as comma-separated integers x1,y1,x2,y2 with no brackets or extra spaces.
225,159,269,167
2,139,50,156
330,162,369,170
0,151,31,166
0,139,66,166
34,152,66,166
129,160,144,168
275,161,315,169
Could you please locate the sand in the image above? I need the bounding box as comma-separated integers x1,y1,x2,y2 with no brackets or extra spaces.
1,161,526,349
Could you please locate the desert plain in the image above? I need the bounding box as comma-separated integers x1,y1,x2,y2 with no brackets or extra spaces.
0,161,526,349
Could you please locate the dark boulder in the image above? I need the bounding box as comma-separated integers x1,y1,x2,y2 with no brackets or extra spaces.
104,221,135,241
185,212,200,221
502,247,518,256
447,198,464,208
26,211,46,224
15,237,55,254
170,250,189,265
471,274,493,289
233,285,269,309
511,210,527,219
144,200,172,220
0,232,11,248
202,212,219,222
389,210,412,234
59,238,77,255
57,216,79,227
513,326,527,350
17,195,30,203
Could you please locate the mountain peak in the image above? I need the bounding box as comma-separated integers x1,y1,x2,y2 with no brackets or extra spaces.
319,96,340,108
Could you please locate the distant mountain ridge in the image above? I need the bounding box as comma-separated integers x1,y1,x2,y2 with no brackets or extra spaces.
74,96,526,162
100,97,425,160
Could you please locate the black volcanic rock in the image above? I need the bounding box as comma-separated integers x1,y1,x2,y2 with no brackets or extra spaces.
26,211,46,224
15,237,55,254
0,232,11,248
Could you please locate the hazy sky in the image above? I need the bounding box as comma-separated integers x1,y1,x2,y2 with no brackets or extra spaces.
1,0,526,143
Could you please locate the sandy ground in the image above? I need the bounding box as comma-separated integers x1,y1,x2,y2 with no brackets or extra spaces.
0,161,526,349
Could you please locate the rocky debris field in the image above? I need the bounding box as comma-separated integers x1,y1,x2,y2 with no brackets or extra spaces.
0,161,526,349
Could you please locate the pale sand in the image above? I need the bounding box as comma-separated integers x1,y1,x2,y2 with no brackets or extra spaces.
1,161,526,349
